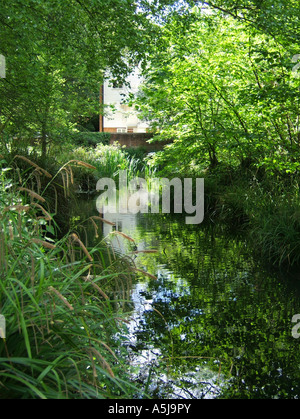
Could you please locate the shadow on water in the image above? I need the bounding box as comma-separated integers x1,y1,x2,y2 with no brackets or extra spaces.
76,198,300,399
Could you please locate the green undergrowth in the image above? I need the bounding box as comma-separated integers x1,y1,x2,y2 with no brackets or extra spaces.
155,161,300,270
48,142,155,192
0,157,142,399
202,165,300,269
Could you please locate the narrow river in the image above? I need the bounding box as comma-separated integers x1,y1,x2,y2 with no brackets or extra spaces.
78,199,300,399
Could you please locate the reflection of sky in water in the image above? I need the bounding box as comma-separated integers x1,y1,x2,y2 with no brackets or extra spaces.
104,206,300,399
74,196,300,398
124,280,224,399
103,210,226,398
119,250,224,399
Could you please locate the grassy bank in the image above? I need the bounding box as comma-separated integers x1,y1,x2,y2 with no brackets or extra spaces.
0,156,141,399
201,164,300,269
47,141,154,194
145,153,300,270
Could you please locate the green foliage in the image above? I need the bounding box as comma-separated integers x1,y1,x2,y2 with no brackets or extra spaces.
0,0,183,156
72,132,111,148
130,2,300,269
135,7,300,175
61,143,139,182
0,162,138,399
245,178,300,267
199,164,300,267
198,0,300,46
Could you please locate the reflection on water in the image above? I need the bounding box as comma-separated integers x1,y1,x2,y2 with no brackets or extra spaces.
78,198,300,398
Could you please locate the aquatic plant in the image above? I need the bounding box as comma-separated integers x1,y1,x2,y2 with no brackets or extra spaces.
56,143,142,184
0,159,138,399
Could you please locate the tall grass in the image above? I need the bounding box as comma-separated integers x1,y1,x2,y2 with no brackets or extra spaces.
246,178,300,267
0,158,139,399
201,164,300,268
53,143,158,194
57,143,140,183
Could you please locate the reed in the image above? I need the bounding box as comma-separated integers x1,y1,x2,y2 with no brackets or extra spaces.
48,286,74,311
57,143,144,189
133,268,157,281
14,155,52,179
110,231,135,243
70,233,94,262
31,238,56,250
132,250,158,254
200,164,300,268
91,215,116,227
30,202,53,222
0,162,141,399
41,159,96,196
83,276,110,300
17,187,46,203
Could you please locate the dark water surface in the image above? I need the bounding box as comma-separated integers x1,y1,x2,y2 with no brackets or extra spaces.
109,211,300,399
77,198,300,399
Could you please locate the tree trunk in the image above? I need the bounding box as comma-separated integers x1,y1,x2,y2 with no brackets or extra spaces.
208,144,218,168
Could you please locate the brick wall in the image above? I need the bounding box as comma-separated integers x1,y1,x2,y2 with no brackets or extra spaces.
104,128,118,133
109,133,170,151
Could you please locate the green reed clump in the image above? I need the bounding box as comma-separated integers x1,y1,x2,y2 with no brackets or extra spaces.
202,164,300,268
0,160,138,399
56,143,142,187
245,178,300,268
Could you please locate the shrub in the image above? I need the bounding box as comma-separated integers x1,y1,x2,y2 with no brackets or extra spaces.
71,132,111,148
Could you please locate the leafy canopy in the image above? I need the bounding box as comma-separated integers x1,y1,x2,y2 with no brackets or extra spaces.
133,5,300,174
0,0,185,155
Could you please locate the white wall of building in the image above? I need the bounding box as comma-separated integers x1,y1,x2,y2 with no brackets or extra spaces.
103,68,149,133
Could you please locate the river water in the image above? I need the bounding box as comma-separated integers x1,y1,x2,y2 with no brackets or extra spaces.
77,198,300,399
99,207,300,399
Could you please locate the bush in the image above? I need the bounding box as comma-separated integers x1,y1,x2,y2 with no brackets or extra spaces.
72,132,111,148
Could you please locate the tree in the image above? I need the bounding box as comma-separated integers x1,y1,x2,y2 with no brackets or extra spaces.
194,0,300,46
133,7,300,174
0,0,184,157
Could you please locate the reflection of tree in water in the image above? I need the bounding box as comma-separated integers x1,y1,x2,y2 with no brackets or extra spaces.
129,214,300,399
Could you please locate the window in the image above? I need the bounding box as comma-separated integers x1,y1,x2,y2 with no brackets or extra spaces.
112,81,123,89
117,128,127,133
